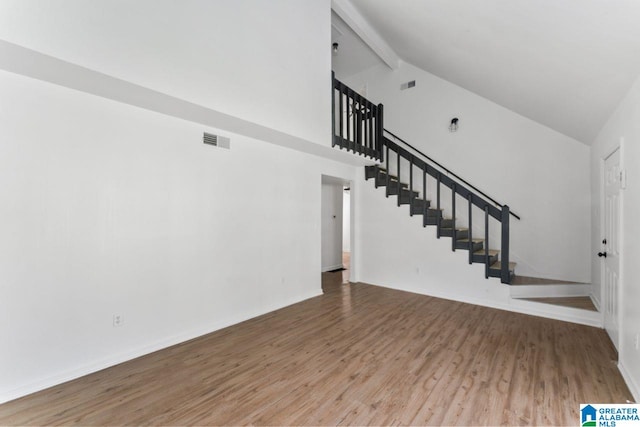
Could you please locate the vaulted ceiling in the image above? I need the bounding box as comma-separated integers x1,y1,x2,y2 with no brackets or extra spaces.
337,0,640,144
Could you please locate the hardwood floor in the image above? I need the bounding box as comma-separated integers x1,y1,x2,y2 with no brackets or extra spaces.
0,273,632,425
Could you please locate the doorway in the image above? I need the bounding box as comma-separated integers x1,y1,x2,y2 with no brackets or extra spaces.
321,176,352,292
602,147,621,349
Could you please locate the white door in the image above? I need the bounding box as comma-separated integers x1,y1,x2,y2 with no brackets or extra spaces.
603,148,621,349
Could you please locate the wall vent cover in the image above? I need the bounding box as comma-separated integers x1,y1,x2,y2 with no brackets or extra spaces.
401,80,416,90
203,132,230,149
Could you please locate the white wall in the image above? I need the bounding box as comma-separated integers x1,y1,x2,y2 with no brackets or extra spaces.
345,61,592,282
321,181,344,271
0,0,331,147
0,66,358,402
591,75,640,401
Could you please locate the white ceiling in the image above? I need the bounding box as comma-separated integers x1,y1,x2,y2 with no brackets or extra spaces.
343,0,640,144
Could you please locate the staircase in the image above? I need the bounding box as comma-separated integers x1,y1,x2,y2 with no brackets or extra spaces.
332,72,516,284
364,160,515,284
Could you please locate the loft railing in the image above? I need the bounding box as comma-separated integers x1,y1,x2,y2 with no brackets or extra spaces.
330,72,515,284
332,72,383,161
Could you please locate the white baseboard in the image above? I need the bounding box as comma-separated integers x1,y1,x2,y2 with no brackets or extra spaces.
591,293,601,312
0,289,323,405
322,263,343,272
618,361,640,403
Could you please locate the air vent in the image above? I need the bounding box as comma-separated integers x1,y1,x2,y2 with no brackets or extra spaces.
401,80,416,90
203,132,230,149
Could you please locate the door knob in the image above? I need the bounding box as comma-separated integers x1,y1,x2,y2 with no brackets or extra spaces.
598,252,607,258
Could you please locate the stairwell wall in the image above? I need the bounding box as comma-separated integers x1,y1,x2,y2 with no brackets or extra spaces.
591,75,640,401
345,60,592,283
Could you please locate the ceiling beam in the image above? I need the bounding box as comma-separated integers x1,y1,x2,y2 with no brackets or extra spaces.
331,0,400,70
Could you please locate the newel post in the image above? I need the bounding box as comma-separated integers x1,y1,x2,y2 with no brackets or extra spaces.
501,205,510,284
331,71,336,148
376,103,384,162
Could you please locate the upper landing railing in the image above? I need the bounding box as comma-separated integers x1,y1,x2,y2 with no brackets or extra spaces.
332,72,384,161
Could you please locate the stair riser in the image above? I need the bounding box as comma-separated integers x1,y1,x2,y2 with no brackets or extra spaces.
423,211,444,225
399,191,421,205
375,174,406,188
410,200,431,214
440,219,454,228
455,241,484,252
364,165,378,180
439,229,469,240
472,253,499,264
488,269,515,283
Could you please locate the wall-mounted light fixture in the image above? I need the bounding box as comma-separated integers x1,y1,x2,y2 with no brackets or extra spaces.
449,117,459,132
332,42,339,55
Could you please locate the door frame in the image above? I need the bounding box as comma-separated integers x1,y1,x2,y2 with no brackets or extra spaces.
320,174,356,282
599,141,624,350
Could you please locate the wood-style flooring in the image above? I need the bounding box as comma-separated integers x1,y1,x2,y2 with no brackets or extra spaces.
0,262,632,425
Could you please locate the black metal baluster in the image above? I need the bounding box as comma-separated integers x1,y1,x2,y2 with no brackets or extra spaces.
422,168,427,227
436,173,441,238
385,144,390,198
368,104,373,156
364,103,369,155
331,72,336,147
501,205,511,284
351,94,356,152
376,104,384,161
339,86,344,143
397,149,401,207
356,95,362,153
451,184,456,251
468,194,473,264
409,157,414,216
346,95,351,148
484,206,489,279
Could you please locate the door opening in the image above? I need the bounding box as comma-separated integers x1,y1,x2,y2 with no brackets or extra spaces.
321,176,353,292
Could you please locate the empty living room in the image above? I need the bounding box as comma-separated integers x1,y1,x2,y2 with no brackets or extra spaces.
1,0,639,425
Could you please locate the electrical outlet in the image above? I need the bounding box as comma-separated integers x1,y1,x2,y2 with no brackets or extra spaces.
113,314,123,327
635,333,639,351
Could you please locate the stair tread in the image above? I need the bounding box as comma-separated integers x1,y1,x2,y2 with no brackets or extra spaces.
441,227,468,231
474,249,499,256
489,261,517,271
457,238,484,243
